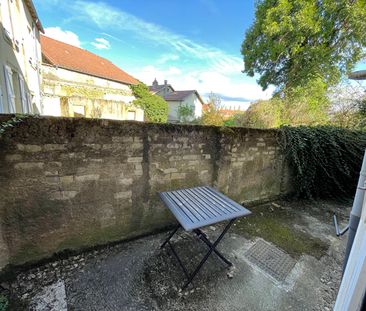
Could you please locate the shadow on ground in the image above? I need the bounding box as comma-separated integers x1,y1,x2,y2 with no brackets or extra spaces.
4,200,349,311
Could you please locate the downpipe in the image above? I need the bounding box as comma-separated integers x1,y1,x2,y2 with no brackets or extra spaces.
343,149,366,273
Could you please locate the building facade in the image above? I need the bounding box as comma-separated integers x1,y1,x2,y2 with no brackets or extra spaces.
41,35,144,121
149,79,203,122
0,0,43,114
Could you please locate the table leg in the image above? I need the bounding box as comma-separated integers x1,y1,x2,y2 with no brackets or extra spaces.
160,225,181,249
194,229,232,266
182,219,235,290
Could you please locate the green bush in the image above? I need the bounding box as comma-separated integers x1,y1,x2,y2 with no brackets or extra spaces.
280,126,366,199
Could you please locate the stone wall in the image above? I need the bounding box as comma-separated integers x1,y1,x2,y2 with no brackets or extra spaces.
0,116,291,271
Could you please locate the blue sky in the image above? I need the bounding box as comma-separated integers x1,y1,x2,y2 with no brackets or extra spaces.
34,0,275,109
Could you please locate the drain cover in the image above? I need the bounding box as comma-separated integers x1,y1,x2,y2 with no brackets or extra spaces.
245,239,296,281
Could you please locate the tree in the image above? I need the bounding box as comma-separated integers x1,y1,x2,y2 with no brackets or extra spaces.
242,0,366,91
130,83,168,123
177,104,195,123
328,80,366,129
201,93,225,126
237,78,330,128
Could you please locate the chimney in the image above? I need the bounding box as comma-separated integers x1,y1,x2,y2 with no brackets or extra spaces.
164,80,167,85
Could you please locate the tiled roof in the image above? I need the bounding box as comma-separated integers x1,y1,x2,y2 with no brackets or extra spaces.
149,84,175,94
41,35,138,85
164,90,204,104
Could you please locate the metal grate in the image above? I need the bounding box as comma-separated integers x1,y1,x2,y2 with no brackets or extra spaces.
245,239,296,281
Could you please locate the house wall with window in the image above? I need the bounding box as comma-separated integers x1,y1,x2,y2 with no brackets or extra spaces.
166,92,203,122
0,0,43,114
42,65,144,121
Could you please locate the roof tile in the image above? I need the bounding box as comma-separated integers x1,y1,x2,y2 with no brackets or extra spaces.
41,35,138,85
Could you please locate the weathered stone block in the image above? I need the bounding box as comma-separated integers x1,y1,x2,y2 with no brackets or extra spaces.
75,174,100,182
163,168,178,174
114,190,132,199
118,178,133,186
171,172,186,180
127,157,143,163
50,190,78,200
182,155,199,160
43,144,66,151
5,154,22,162
17,144,42,152
14,162,44,170
60,175,74,184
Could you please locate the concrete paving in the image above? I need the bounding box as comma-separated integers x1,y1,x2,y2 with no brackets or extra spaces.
6,200,348,311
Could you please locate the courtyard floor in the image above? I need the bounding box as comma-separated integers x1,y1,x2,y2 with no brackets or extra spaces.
2,199,350,311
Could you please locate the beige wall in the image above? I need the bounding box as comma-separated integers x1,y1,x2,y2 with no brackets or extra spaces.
0,116,291,271
42,65,144,121
0,0,42,114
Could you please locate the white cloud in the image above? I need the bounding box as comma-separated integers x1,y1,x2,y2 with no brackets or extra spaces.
70,1,243,74
44,27,81,47
134,65,274,108
91,37,111,50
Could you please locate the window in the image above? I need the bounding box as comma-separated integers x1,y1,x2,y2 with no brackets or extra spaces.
127,110,136,120
3,65,30,113
0,0,13,41
3,65,15,113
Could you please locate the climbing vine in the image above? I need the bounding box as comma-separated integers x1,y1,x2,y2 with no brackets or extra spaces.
130,83,168,123
280,126,366,199
0,114,32,138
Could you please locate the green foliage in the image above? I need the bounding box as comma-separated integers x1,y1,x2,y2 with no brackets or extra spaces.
242,0,366,90
177,104,195,123
280,126,366,199
0,114,31,138
130,83,168,123
201,92,225,126
0,294,8,311
237,78,330,128
328,81,366,129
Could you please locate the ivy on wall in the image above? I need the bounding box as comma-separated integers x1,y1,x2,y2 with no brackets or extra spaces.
62,85,105,99
0,115,32,138
280,126,366,199
130,83,168,123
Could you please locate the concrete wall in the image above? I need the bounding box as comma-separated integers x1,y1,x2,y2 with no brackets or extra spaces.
42,65,143,121
0,116,291,271
0,0,42,114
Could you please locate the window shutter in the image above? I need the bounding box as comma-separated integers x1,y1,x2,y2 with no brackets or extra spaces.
18,75,29,113
0,85,3,113
26,92,32,113
3,65,15,113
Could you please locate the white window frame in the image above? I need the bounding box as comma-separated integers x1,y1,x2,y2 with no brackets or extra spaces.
18,75,30,113
3,65,15,113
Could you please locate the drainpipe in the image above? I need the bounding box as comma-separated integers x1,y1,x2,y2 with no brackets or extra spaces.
343,149,366,272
